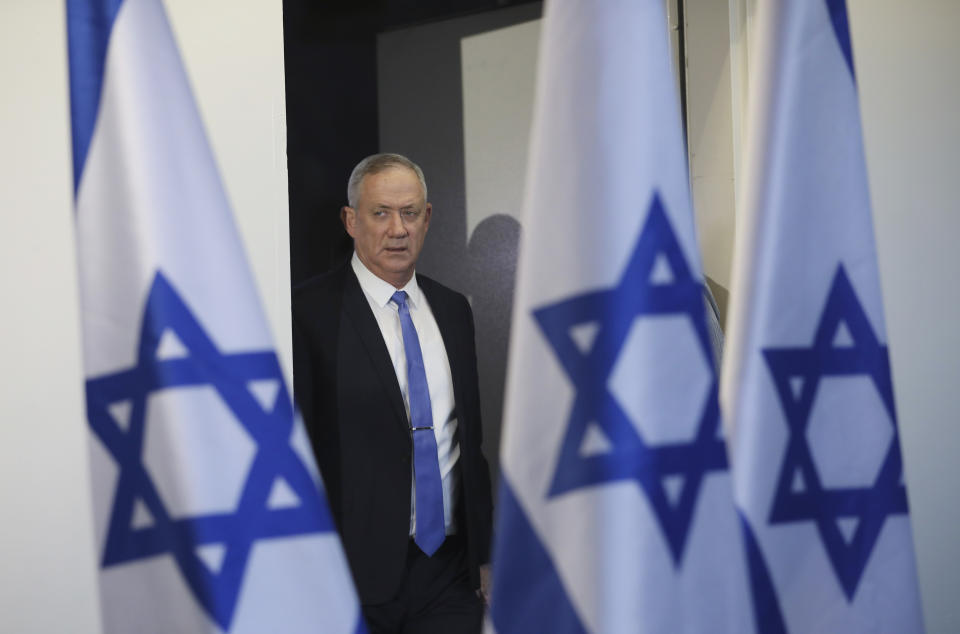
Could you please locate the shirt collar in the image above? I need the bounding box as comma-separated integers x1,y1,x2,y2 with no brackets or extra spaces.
351,251,423,309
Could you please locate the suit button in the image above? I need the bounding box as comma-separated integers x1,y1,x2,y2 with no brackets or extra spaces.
401,455,410,465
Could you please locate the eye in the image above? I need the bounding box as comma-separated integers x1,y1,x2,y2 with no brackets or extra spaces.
372,210,387,217
402,209,420,218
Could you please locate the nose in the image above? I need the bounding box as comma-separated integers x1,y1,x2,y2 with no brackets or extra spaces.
387,212,407,237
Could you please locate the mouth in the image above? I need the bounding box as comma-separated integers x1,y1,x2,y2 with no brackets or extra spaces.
384,246,408,254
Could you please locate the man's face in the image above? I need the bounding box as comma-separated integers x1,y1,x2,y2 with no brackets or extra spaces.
344,166,431,288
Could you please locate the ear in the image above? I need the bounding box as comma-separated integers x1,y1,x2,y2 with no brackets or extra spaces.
342,206,356,237
423,203,432,230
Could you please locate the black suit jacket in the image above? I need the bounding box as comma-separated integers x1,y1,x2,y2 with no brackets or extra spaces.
292,262,493,604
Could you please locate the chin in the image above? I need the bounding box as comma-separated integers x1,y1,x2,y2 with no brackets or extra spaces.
383,255,412,268
376,259,409,274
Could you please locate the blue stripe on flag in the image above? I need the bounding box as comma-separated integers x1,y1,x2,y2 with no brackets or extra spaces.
738,511,787,634
490,477,587,634
825,0,855,79
66,0,125,194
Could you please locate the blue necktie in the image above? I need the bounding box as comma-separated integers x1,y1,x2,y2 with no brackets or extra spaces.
391,290,445,556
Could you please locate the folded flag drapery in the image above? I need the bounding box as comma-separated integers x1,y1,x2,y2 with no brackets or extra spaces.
489,1,754,631
721,1,925,631
67,0,365,631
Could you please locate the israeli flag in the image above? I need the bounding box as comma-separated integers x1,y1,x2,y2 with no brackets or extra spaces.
67,0,364,631
489,1,753,631
721,1,924,631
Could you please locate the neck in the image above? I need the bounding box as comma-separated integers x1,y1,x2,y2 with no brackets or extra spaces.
387,274,413,290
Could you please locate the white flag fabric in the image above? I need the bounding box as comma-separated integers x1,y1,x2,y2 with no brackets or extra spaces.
67,0,365,631
489,1,753,632
721,1,924,631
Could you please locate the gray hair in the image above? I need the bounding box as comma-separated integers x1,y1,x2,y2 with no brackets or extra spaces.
346,153,428,208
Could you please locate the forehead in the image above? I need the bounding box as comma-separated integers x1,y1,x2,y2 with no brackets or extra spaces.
359,167,424,206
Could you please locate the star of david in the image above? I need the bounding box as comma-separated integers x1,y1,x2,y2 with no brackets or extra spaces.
763,265,908,600
826,0,855,79
534,192,727,564
85,271,333,630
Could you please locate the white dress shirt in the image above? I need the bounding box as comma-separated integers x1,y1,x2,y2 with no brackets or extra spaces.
351,253,461,536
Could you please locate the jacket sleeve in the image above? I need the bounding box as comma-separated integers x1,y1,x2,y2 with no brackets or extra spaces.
462,294,495,565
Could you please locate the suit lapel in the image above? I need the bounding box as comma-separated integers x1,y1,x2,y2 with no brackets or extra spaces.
341,267,409,434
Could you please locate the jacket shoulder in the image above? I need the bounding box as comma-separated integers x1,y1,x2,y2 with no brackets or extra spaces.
417,274,470,311
293,263,350,311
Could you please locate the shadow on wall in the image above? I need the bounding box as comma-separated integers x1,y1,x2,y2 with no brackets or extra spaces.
466,214,521,498
704,275,728,328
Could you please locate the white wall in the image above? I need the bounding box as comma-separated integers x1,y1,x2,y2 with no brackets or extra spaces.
0,3,100,631
0,1,288,632
462,20,541,241
684,0,737,297
848,2,960,631
461,0,685,256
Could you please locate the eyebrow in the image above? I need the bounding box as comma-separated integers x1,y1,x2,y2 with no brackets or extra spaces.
373,204,420,211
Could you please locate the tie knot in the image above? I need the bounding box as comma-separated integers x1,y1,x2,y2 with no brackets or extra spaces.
391,290,408,308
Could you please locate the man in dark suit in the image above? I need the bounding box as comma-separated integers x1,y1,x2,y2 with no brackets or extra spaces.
292,153,493,633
